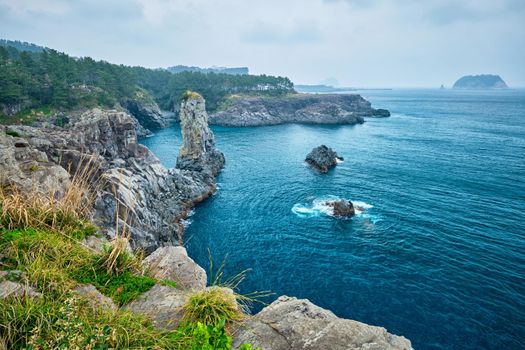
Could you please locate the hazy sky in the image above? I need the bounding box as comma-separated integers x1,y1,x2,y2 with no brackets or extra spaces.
1,0,524,87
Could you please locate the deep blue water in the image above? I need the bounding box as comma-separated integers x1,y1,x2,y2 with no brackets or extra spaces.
141,89,525,350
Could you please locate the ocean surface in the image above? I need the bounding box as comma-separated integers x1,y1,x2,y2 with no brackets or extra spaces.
141,89,525,350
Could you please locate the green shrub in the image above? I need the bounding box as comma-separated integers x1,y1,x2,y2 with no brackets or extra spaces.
5,128,21,137
183,287,244,327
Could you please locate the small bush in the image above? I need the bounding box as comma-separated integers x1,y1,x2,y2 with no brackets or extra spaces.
5,128,21,137
183,287,244,327
182,90,202,101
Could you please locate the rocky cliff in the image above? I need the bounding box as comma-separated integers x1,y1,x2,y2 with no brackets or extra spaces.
0,103,223,252
209,93,387,127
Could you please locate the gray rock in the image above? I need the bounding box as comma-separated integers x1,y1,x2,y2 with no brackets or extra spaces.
305,145,342,173
372,108,391,118
209,94,378,127
176,93,225,176
81,235,109,253
74,284,117,311
326,199,355,217
120,98,167,130
143,246,207,291
126,284,190,330
0,105,223,253
0,280,41,300
233,296,412,350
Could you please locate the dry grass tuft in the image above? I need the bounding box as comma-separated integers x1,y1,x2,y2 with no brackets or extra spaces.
0,155,101,232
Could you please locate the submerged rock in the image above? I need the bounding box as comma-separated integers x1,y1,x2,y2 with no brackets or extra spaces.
143,246,207,291
305,145,342,173
176,93,225,176
233,296,413,350
326,199,355,217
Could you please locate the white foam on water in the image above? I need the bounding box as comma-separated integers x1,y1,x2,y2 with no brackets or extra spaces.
335,158,344,164
291,196,376,220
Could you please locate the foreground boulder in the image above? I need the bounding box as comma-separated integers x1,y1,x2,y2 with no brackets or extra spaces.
126,284,190,330
305,145,343,173
143,246,207,290
233,296,412,350
74,284,117,311
0,280,41,300
326,199,355,217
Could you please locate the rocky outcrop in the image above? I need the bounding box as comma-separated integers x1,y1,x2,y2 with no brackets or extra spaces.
142,246,207,290
74,284,118,311
233,296,412,350
305,145,342,173
210,94,388,126
0,280,41,300
372,108,391,118
120,98,177,133
176,93,225,175
326,199,355,217
0,104,223,252
126,284,190,330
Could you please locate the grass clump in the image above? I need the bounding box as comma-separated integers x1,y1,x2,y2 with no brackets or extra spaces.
183,287,244,327
5,128,21,137
182,90,202,101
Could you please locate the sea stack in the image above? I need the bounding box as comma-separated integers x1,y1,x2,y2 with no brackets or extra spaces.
176,91,225,175
305,145,343,173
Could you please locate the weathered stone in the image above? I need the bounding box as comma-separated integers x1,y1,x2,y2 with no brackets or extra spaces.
126,284,190,330
74,284,117,311
209,94,378,127
305,145,342,173
372,108,391,118
143,246,207,291
233,296,412,350
81,235,109,253
0,281,41,300
177,93,225,176
326,199,355,217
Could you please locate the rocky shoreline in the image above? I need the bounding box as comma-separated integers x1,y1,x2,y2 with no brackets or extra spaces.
209,93,389,127
0,93,411,349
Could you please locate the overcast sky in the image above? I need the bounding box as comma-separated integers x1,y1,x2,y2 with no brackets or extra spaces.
1,0,524,87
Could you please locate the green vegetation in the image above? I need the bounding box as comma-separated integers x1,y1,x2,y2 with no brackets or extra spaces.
0,176,259,349
4,128,20,137
0,41,295,123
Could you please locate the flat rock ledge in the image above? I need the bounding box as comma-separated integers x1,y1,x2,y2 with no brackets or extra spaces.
305,145,343,173
74,284,118,311
143,246,207,291
233,296,413,350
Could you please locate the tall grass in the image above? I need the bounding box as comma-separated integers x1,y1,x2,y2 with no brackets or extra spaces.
0,154,101,234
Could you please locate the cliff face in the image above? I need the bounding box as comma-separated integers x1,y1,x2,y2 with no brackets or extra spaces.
0,105,223,252
209,93,385,127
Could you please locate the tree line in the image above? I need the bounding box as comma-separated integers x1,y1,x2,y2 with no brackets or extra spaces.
0,43,295,116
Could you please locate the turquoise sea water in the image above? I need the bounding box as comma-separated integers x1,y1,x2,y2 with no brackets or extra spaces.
141,89,525,349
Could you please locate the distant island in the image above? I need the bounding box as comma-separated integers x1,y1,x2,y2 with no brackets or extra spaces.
166,65,249,75
295,84,355,93
453,74,508,89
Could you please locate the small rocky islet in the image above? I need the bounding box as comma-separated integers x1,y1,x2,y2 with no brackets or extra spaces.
0,92,410,349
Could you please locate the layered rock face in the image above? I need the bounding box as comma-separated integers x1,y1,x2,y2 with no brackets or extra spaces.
210,94,386,127
177,94,225,175
0,105,223,252
233,296,413,350
120,98,177,137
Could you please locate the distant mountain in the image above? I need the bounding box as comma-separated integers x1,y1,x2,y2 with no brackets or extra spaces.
166,65,248,75
453,75,508,89
0,39,47,53
295,84,355,93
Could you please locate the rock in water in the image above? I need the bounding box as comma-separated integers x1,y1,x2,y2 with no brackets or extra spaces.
305,145,342,173
372,108,391,118
327,199,355,217
176,92,225,175
233,296,413,350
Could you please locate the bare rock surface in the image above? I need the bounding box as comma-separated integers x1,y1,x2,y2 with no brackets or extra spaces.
0,280,41,300
125,284,190,330
305,145,342,173
233,296,413,350
143,246,207,290
210,94,383,127
74,284,117,311
326,199,355,217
